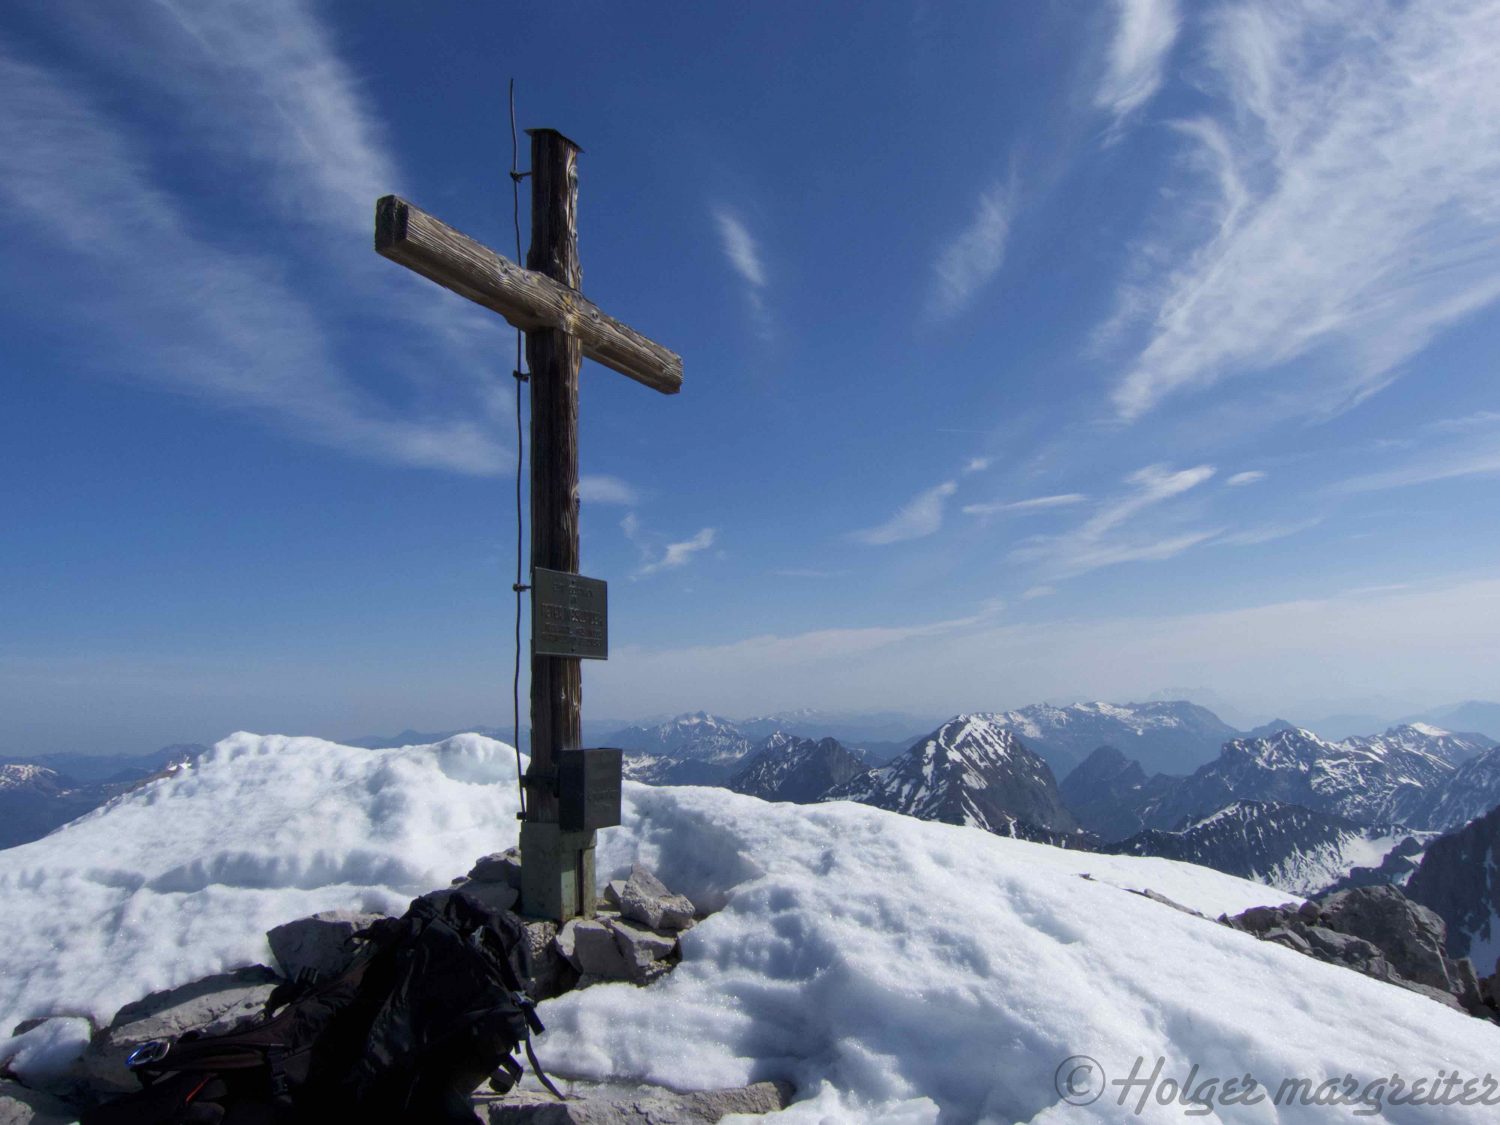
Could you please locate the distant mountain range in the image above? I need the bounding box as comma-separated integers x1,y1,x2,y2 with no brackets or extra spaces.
975,701,1242,777
1303,701,1500,742
8,699,1500,915
658,709,1500,901
1071,725,1495,841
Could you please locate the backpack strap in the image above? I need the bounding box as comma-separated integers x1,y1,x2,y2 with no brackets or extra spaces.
522,1036,566,1101
462,904,564,1101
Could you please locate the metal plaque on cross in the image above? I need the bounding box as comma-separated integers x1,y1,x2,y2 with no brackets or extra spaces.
532,567,608,659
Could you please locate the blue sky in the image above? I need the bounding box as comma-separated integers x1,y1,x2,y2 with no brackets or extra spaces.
3,1,1499,755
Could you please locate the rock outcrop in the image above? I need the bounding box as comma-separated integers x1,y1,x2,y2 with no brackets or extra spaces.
1221,884,1494,1019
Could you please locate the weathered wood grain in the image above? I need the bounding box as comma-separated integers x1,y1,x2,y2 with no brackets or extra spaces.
524,129,583,829
375,193,682,395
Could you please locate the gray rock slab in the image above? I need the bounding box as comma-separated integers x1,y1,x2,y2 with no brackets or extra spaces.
1318,886,1453,991
617,866,696,933
470,849,524,890
267,909,386,981
1262,927,1313,956
81,967,278,1093
601,880,627,911
606,918,677,976
521,920,573,1000
480,1079,793,1123
556,920,632,980
1302,926,1382,966
0,1081,77,1125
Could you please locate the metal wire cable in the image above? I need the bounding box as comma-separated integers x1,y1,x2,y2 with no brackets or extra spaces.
509,78,528,817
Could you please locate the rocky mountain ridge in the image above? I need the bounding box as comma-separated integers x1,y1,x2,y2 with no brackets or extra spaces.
823,715,1081,843
728,735,867,804
1108,800,1425,896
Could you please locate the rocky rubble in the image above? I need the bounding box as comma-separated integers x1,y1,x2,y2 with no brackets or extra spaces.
0,852,756,1123
478,1079,794,1123
553,864,695,986
0,1079,76,1125
1220,884,1498,1019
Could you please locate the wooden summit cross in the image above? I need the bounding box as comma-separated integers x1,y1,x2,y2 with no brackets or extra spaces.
374,128,682,922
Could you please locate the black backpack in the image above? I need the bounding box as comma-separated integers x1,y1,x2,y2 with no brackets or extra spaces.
81,892,561,1124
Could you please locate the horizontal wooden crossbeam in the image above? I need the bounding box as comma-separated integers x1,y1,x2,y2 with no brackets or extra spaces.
375,195,682,395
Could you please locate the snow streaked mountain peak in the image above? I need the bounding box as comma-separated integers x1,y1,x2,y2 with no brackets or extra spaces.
0,764,61,791
824,715,1078,840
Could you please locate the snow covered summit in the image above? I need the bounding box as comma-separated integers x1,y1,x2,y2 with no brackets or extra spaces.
2,732,1498,1121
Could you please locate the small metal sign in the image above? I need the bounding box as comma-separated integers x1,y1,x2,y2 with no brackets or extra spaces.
558,747,623,833
532,567,608,659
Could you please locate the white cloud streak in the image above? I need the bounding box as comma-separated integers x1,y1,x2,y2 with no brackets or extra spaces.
1335,439,1500,493
1012,464,1217,578
1225,471,1267,486
638,528,717,577
712,206,772,336
1427,410,1500,432
0,47,503,475
578,475,639,506
963,493,1088,517
926,185,1012,322
1110,0,1500,421
713,208,766,289
850,481,958,546
1095,0,1181,122
1214,519,1320,547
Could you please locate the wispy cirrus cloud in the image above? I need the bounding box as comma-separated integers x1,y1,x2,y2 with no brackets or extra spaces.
1225,471,1267,487
850,481,958,546
1013,464,1217,577
621,512,717,577
1214,519,1320,547
1334,439,1500,494
925,184,1012,322
0,1,515,474
639,528,717,577
1109,0,1500,422
1426,410,1500,433
1095,0,1180,124
712,206,771,335
962,493,1087,518
0,46,504,475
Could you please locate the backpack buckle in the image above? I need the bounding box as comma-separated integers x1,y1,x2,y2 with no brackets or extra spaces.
267,1047,290,1097
125,1040,173,1069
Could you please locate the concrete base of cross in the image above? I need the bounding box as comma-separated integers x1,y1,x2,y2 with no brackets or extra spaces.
517,821,598,922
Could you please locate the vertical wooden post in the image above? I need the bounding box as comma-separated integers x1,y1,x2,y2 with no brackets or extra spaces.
519,129,595,922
